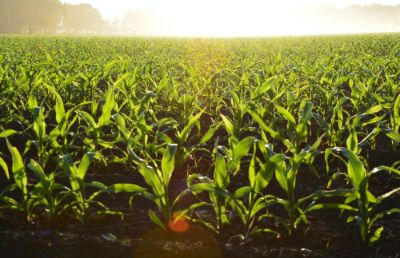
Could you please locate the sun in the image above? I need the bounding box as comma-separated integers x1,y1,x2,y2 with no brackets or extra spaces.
155,0,309,36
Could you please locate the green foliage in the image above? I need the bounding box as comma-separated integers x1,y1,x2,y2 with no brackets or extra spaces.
135,144,188,230
322,148,400,245
0,35,399,247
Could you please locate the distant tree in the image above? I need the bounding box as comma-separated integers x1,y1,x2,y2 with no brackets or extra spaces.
63,4,107,33
0,0,63,33
0,0,27,33
26,0,63,33
0,0,11,32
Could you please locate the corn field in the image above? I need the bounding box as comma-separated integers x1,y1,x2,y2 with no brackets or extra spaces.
0,34,400,257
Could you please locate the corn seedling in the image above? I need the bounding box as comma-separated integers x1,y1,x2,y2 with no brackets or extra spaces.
323,147,400,246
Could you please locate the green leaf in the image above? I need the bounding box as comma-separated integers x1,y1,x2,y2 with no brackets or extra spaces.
228,198,246,224
33,107,46,139
376,186,400,203
253,227,280,237
394,94,400,125
254,159,275,193
234,186,251,198
371,165,400,177
249,111,281,139
231,137,254,173
199,123,220,145
178,112,203,142
0,156,10,180
306,203,358,212
300,101,313,122
190,182,215,194
139,164,163,197
368,226,383,246
305,188,353,200
250,197,268,218
148,210,166,231
363,105,382,116
0,130,17,138
77,152,96,180
385,130,400,143
346,128,358,153
55,92,66,124
77,111,98,129
7,140,27,197
215,153,228,188
275,104,296,124
98,88,115,127
62,155,81,193
107,183,146,193
370,208,400,231
161,144,177,185
333,147,366,190
271,154,288,193
248,152,256,187
27,159,47,181
221,114,234,136
295,122,308,140
45,84,65,124
88,180,107,189
275,164,288,193
186,201,209,212
233,137,254,158
98,139,115,148
28,94,38,110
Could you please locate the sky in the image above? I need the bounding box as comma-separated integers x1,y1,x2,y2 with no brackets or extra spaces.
61,0,400,36
61,0,400,20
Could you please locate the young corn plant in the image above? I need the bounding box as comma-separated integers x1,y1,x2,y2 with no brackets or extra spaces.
162,111,220,175
268,136,323,235
346,103,387,152
76,87,115,156
186,151,232,233
186,136,255,233
313,97,349,147
61,152,118,224
387,93,400,148
113,90,161,163
323,147,400,246
221,87,252,139
0,140,34,220
0,130,18,181
135,144,188,231
227,142,279,240
43,85,82,155
24,90,80,166
25,159,70,222
26,94,48,165
250,99,314,155
0,139,68,223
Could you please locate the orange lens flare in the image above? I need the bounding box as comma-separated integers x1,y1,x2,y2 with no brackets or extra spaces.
168,213,189,233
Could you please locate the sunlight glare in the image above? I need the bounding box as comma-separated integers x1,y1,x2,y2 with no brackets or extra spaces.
162,0,304,36
168,212,190,233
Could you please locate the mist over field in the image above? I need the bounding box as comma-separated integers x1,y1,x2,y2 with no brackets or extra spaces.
0,0,400,36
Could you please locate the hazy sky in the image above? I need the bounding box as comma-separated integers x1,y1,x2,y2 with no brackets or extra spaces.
60,0,400,36
61,0,400,20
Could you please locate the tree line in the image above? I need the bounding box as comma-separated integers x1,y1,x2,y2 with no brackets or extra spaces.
0,0,107,33
0,1,399,35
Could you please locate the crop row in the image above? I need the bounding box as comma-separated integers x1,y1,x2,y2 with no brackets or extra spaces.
0,35,399,246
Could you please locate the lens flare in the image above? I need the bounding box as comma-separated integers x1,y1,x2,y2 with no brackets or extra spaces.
168,212,189,233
